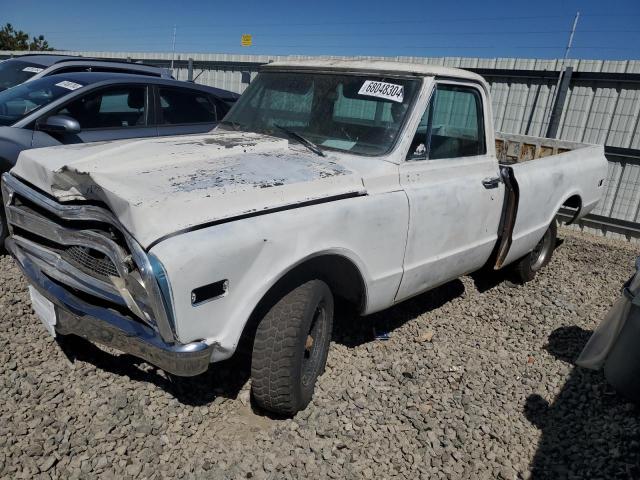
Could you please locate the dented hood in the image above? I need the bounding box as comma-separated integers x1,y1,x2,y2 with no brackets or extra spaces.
11,131,366,248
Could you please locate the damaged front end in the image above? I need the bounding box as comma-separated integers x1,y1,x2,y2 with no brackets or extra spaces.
1,172,213,376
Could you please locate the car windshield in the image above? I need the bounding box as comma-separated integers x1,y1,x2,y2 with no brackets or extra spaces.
0,76,84,126
220,72,421,156
0,59,46,91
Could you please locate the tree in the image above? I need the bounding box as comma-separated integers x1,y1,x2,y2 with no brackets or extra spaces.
0,23,53,51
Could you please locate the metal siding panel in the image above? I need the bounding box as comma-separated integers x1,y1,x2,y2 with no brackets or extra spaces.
607,88,640,148
609,163,640,221
501,81,529,134
559,84,590,142
593,161,623,217
581,84,619,145
489,81,510,132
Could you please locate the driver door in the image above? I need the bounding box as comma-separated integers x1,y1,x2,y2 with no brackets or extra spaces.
396,81,503,301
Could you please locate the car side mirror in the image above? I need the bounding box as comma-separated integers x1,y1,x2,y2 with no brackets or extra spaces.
37,115,81,134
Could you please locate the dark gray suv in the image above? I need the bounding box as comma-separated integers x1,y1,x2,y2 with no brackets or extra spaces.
0,71,239,245
0,54,172,92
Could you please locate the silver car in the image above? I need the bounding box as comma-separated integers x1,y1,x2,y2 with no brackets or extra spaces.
0,71,239,246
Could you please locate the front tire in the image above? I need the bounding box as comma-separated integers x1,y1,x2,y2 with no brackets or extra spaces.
513,220,557,283
251,279,334,416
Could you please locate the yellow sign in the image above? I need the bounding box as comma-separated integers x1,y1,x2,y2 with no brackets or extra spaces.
241,34,252,47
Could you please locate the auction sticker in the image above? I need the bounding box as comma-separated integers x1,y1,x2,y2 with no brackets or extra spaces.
55,81,83,91
23,66,44,73
358,80,404,103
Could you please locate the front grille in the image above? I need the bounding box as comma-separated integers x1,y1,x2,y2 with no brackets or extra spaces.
62,245,120,279
2,173,176,340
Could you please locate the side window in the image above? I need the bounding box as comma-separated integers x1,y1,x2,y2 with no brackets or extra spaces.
158,88,217,125
55,85,147,129
408,84,485,160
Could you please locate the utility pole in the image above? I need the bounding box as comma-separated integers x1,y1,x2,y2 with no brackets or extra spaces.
170,25,177,71
563,11,580,64
546,11,580,138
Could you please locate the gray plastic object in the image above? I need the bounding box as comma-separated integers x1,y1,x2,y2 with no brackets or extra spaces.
578,257,640,401
577,257,640,371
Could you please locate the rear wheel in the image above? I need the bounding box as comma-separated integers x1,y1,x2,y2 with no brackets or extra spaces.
251,279,334,416
513,220,557,283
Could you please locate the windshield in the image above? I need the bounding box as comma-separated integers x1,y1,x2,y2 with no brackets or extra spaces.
0,76,84,126
0,59,46,91
221,72,420,156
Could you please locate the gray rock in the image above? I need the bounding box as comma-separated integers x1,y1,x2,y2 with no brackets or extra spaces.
0,231,638,479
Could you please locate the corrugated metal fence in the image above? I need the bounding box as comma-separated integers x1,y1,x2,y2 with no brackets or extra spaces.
3,51,640,241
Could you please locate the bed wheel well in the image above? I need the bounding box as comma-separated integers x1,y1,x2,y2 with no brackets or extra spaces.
561,194,582,224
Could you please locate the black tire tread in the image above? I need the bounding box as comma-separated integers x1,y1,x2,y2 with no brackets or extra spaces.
251,280,327,415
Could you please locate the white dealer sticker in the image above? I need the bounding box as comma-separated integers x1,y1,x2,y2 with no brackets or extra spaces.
358,80,404,103
23,66,44,73
55,81,83,91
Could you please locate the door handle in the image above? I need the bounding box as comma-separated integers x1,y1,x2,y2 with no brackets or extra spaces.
482,176,501,189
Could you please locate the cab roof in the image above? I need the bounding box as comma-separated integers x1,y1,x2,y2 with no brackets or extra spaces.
263,59,486,84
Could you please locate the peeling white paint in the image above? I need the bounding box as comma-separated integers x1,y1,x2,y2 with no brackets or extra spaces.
12,131,366,248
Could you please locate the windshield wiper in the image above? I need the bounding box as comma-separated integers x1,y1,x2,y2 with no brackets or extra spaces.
274,124,325,157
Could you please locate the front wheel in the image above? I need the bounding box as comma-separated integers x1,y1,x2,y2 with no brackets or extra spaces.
251,279,334,416
513,220,557,283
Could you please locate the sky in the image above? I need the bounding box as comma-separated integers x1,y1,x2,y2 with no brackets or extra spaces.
2,0,640,60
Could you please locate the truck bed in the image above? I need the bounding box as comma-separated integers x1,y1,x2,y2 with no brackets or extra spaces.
493,131,607,269
495,132,593,165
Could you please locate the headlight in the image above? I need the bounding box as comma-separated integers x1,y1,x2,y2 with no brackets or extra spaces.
148,252,176,329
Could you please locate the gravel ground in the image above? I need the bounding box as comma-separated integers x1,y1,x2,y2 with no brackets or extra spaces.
1,228,639,480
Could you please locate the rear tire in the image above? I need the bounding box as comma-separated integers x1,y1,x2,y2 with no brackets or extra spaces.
251,279,334,416
513,220,557,283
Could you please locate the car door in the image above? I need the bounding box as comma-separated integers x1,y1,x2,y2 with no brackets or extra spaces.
35,84,157,145
395,81,503,302
155,86,220,137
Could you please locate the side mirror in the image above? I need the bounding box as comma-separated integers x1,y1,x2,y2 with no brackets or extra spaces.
37,115,81,134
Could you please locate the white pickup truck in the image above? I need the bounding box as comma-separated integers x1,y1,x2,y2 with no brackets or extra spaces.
2,60,607,415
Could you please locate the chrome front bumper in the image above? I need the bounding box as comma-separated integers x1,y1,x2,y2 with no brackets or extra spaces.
8,238,214,377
